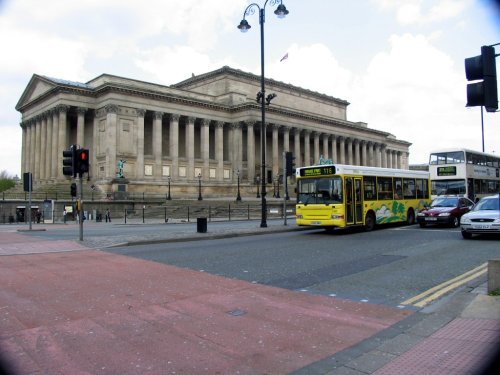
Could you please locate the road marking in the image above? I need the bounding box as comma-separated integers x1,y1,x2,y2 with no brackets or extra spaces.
401,263,487,308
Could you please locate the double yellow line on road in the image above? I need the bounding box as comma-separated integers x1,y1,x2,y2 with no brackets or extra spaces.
401,263,488,308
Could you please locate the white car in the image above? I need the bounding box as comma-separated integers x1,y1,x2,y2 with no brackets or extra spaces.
460,194,500,239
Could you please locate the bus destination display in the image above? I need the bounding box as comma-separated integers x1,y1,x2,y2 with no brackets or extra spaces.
437,166,457,176
299,166,335,177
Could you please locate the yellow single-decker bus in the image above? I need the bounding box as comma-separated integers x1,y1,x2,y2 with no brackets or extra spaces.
295,164,431,231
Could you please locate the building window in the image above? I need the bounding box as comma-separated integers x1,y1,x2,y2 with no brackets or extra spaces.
144,165,153,176
162,166,170,176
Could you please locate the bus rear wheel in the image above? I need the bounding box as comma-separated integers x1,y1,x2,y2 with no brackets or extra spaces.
364,212,375,231
406,209,415,225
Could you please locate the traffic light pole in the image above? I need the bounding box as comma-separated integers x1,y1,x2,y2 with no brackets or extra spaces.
283,152,287,226
79,176,84,241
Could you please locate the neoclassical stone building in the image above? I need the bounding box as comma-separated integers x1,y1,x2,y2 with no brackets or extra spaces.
16,66,410,197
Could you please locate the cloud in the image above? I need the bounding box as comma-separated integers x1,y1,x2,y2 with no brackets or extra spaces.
372,0,471,25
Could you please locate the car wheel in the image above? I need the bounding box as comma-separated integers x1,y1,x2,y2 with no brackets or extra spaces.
461,230,472,239
364,212,375,232
451,217,459,228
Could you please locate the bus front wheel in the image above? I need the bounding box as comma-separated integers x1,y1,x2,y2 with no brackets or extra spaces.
364,212,375,231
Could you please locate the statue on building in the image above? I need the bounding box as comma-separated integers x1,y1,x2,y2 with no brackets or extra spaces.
117,159,126,178
319,155,333,165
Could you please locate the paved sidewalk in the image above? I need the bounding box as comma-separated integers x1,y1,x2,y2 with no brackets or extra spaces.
0,221,499,374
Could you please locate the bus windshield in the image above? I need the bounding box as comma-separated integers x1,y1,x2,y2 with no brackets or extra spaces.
298,177,343,205
431,179,466,196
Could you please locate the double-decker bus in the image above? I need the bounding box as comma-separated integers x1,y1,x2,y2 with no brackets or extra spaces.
429,148,500,202
295,164,430,231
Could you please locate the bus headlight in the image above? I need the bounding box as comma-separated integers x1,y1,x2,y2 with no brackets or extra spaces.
331,214,344,220
296,214,303,219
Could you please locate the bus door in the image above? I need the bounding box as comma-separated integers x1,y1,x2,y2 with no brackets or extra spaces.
354,177,364,224
345,177,354,224
345,177,364,226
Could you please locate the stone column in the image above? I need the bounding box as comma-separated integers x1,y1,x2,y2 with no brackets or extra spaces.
91,111,99,179
354,139,360,166
153,111,163,178
397,151,402,169
283,126,290,152
51,109,59,179
57,105,69,179
77,107,86,147
34,116,41,181
322,133,330,160
331,135,338,163
271,124,279,176
104,105,118,179
366,141,373,166
303,130,311,167
339,136,345,164
21,123,27,175
313,132,320,163
381,144,387,168
247,122,255,182
361,140,367,166
40,114,47,181
235,122,243,173
186,116,195,179
45,112,53,181
375,143,382,167
28,120,35,176
215,121,224,181
293,128,301,167
136,109,146,179
347,138,353,165
169,114,179,179
201,119,210,179
393,151,398,169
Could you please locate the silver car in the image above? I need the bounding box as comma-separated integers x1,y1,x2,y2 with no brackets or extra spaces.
460,194,500,239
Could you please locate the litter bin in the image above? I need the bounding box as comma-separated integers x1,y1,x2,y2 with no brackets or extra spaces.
197,217,207,233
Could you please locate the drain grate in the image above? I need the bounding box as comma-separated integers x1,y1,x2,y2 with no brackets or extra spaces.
226,309,246,317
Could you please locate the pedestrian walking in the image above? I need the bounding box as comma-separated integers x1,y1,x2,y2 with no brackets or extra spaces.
105,208,111,223
63,208,67,224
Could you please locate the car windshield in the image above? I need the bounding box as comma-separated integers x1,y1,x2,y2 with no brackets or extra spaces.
430,197,458,208
474,197,500,211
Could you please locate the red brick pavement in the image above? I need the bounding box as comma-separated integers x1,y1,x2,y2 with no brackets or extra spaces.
0,248,412,375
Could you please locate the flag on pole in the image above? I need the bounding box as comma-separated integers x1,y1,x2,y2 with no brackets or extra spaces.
280,52,288,62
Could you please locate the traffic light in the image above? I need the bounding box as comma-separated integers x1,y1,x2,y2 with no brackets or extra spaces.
62,146,76,177
285,151,296,176
76,148,90,175
70,182,77,197
465,45,498,112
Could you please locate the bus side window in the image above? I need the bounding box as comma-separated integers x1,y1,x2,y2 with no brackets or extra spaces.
403,178,416,199
363,176,376,200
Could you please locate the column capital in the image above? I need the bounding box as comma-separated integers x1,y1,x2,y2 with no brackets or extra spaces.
186,116,196,124
215,121,224,128
200,118,210,127
77,107,87,116
105,104,119,114
136,109,146,117
57,104,69,114
154,111,164,120
170,113,180,122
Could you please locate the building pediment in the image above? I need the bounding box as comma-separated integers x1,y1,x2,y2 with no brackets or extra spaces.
15,75,59,111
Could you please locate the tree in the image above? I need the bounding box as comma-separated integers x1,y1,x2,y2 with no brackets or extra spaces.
0,170,16,192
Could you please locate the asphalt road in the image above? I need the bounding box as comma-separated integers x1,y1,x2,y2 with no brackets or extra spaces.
105,225,500,309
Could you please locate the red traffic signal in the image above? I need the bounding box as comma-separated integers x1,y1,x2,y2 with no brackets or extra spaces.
76,149,90,175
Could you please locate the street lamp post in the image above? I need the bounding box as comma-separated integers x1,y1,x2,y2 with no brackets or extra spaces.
238,0,289,228
276,174,281,199
167,176,172,200
236,169,242,201
256,176,260,198
197,173,203,201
